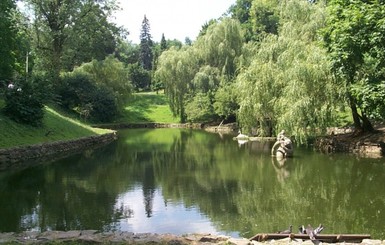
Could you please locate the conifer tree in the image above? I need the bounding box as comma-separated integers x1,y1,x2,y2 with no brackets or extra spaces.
160,33,167,51
139,15,153,71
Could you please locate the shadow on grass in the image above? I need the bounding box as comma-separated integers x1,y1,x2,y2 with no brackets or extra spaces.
120,92,172,123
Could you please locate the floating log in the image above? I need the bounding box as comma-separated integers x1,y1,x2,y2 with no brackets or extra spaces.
249,233,371,243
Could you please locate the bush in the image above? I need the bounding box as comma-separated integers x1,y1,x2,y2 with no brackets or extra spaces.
88,86,117,122
58,72,118,122
3,76,50,126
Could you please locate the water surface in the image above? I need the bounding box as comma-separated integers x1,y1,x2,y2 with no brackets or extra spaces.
0,128,384,238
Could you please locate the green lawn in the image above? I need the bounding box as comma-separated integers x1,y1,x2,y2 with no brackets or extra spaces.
0,102,112,149
116,91,180,123
0,92,177,149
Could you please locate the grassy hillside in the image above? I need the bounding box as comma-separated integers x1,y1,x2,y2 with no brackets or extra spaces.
0,101,112,149
117,92,180,123
0,92,177,149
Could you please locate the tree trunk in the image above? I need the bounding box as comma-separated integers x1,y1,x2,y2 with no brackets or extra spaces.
349,100,362,131
361,113,374,132
349,96,374,133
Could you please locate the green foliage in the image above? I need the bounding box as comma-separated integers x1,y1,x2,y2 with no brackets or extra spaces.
27,0,121,79
0,0,28,80
237,0,340,142
3,76,50,126
228,0,279,42
114,41,140,64
195,18,244,78
139,15,154,71
350,81,385,120
322,0,385,130
185,93,216,123
127,63,151,91
0,103,111,149
214,82,239,119
73,56,133,111
155,18,244,123
0,0,15,80
155,47,198,122
249,0,279,40
58,72,117,123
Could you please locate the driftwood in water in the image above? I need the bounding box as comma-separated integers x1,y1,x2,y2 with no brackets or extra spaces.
249,233,371,243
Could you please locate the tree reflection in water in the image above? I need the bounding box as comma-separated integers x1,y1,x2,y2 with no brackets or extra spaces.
0,128,384,239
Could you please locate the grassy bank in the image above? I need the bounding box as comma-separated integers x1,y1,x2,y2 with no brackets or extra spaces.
116,92,179,123
0,92,176,149
0,101,112,149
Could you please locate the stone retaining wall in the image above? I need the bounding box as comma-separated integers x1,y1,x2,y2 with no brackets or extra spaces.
95,123,204,130
0,231,383,245
0,132,117,170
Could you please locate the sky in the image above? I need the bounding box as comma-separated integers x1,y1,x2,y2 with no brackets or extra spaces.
113,0,237,44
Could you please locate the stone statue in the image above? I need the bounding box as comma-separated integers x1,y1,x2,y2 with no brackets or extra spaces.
271,130,293,159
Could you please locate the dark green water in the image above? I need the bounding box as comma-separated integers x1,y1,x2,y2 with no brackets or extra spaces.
0,128,384,238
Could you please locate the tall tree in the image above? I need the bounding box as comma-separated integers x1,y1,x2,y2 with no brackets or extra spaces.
237,0,340,141
160,33,167,51
323,0,385,132
228,0,279,42
27,0,121,80
228,0,253,41
0,0,17,81
139,15,153,71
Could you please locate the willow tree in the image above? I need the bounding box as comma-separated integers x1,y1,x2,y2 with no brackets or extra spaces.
195,18,244,78
155,18,243,123
192,18,244,122
237,0,340,142
155,46,199,122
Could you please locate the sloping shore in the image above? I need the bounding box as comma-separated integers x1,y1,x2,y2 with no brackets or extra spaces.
314,124,385,157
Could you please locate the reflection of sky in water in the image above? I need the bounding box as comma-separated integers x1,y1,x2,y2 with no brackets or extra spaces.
114,186,239,237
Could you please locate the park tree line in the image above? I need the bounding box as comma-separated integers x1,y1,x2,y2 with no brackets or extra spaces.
0,0,181,124
1,0,385,142
156,0,385,142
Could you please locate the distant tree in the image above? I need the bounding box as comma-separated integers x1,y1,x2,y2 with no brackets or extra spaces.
228,0,253,41
198,19,217,38
228,0,279,42
184,37,192,46
249,0,279,40
139,15,153,71
114,41,140,64
160,33,167,51
166,39,183,49
128,62,151,91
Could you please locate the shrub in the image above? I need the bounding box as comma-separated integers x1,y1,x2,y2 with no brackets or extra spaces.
58,72,118,122
3,76,50,126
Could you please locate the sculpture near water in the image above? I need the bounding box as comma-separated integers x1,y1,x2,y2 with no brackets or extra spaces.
271,130,293,159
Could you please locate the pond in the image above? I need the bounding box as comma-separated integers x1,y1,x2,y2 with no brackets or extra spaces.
0,128,384,239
